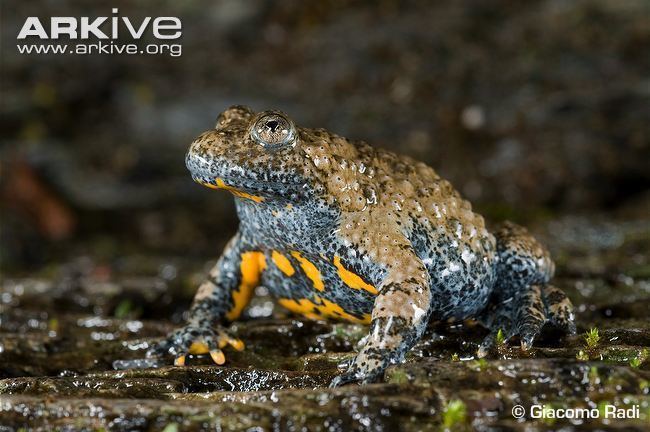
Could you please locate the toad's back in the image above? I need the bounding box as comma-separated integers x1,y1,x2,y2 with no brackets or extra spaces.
302,137,499,319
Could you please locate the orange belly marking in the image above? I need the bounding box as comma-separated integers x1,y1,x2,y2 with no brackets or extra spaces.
333,256,378,295
290,251,324,291
278,296,371,324
272,250,295,276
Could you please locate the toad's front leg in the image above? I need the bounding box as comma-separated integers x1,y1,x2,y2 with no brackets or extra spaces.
330,251,431,386
147,233,264,366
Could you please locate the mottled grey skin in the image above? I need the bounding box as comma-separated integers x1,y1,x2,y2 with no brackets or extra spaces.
148,106,576,386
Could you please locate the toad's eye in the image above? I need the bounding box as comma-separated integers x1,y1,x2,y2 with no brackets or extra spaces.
250,111,297,150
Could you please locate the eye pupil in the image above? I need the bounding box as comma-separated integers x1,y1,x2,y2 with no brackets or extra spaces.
266,120,279,132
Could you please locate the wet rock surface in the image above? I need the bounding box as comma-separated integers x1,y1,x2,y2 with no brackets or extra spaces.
1,211,649,431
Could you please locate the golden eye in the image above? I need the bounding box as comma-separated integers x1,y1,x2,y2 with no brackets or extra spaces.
250,111,297,150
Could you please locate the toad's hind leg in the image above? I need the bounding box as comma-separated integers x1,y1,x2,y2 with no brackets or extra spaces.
478,222,576,356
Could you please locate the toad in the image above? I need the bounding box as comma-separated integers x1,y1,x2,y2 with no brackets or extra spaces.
148,106,576,386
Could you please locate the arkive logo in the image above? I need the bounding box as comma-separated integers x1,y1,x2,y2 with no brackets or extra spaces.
18,8,181,40
16,8,183,57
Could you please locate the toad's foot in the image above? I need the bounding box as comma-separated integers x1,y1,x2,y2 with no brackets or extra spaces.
329,348,392,387
477,284,576,357
147,323,244,366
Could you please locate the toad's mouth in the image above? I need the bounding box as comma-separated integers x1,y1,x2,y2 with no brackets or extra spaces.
189,171,309,201
186,153,308,200
192,174,305,194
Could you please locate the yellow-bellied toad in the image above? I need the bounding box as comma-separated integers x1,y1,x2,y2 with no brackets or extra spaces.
148,106,576,386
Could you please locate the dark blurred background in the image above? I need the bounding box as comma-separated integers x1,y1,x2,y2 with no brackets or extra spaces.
2,0,649,272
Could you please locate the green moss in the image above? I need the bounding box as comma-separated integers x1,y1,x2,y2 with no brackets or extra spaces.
48,318,59,332
584,328,600,350
597,401,619,420
576,350,589,361
630,348,649,368
541,404,557,427
161,423,179,432
114,299,133,319
333,324,349,338
640,380,649,392
331,324,366,343
588,366,600,384
386,369,409,385
113,299,142,319
442,399,467,429
470,358,489,371
495,329,506,346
